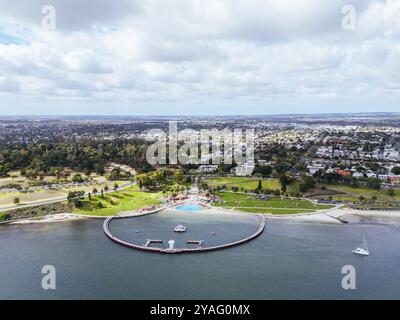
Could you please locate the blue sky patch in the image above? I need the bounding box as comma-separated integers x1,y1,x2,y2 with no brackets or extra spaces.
0,33,29,45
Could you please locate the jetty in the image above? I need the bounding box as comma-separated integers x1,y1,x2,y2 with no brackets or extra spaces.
144,240,163,247
103,214,265,254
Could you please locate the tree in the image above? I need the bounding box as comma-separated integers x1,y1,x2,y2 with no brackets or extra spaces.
114,183,119,191
174,169,184,183
109,169,120,180
257,180,262,191
101,189,104,198
104,185,109,194
388,189,395,197
92,188,98,195
67,190,85,206
299,175,316,193
359,196,365,203
366,178,381,190
279,173,293,193
253,165,272,177
72,173,84,183
391,167,400,175
88,192,92,202
13,197,20,204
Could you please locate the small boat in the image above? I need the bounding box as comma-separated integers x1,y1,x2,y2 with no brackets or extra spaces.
135,230,139,233
209,232,216,235
174,224,187,233
352,237,369,256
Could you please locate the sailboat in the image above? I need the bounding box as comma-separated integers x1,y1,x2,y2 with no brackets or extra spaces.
352,237,369,256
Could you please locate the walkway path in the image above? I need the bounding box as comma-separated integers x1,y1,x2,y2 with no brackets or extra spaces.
103,214,265,254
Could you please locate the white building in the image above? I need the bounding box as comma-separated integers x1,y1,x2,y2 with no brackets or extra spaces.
235,164,255,176
196,165,218,173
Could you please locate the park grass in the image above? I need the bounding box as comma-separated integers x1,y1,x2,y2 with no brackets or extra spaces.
374,189,400,201
0,179,132,207
213,192,332,210
286,181,300,194
0,190,65,206
330,195,365,202
72,189,162,216
234,208,316,215
321,189,400,203
206,177,281,191
323,184,375,195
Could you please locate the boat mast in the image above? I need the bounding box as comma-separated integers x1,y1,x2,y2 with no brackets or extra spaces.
363,237,368,251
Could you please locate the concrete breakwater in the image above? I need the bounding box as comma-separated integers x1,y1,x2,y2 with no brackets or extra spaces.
103,214,265,254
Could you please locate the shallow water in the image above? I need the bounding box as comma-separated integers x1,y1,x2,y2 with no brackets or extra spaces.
175,204,204,212
1,210,400,299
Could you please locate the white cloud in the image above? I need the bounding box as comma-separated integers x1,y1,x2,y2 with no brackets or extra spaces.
0,0,398,114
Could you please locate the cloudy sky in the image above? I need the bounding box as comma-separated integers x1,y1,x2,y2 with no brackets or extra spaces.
0,0,399,115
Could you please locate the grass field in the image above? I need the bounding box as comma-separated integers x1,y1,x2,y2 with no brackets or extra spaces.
213,192,333,214
329,195,361,202
322,184,375,195
287,181,300,194
234,208,316,214
0,179,129,207
72,188,163,216
0,190,65,206
374,189,400,201
206,177,281,191
318,187,400,204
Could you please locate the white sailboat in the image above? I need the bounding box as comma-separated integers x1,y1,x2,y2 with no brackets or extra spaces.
352,237,369,256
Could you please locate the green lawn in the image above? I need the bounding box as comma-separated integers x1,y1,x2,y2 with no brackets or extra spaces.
73,189,163,216
329,195,362,202
286,181,300,194
206,177,281,191
374,189,400,201
323,184,375,195
234,208,315,215
213,192,333,212
318,188,400,204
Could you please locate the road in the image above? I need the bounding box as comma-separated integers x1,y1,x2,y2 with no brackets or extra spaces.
0,182,133,213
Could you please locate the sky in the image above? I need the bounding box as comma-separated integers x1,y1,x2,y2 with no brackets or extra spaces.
0,0,399,116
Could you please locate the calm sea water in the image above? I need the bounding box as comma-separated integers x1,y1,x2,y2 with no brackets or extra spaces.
1,210,400,300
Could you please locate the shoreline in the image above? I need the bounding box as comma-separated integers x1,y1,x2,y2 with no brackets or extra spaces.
263,208,400,224
5,206,400,226
9,213,86,225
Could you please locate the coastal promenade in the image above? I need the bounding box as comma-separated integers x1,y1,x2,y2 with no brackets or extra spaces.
103,213,265,254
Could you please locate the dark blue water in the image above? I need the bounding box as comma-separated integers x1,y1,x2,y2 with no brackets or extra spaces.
1,210,400,300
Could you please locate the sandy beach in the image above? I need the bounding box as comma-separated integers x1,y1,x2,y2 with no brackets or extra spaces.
265,207,400,224
10,213,86,225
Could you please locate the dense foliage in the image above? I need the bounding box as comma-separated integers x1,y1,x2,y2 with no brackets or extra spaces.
0,139,152,177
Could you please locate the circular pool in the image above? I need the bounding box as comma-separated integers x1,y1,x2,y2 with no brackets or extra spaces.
175,204,204,211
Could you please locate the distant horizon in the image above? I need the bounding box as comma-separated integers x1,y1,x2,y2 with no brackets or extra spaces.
1,111,400,118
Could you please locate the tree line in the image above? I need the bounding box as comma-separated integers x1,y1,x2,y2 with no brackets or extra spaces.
0,139,153,177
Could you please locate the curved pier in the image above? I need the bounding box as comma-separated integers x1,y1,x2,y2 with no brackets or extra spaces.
103,214,265,254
